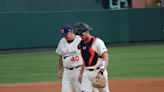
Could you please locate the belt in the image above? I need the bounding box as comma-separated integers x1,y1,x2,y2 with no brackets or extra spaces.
65,65,81,70
86,67,100,71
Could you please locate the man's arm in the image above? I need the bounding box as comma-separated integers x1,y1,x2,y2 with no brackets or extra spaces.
57,55,63,79
101,51,109,68
78,65,84,83
98,51,109,76
96,38,109,70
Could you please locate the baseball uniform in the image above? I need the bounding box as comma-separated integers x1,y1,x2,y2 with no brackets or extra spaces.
78,36,110,92
56,35,83,92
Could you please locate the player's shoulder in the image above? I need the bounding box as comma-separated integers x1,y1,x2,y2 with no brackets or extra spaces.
94,37,104,43
58,37,67,44
75,35,82,40
73,35,82,43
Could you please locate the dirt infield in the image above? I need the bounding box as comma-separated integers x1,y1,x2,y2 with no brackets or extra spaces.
0,78,164,92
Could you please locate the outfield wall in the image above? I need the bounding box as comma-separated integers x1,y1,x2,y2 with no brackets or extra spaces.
0,0,102,11
0,8,164,50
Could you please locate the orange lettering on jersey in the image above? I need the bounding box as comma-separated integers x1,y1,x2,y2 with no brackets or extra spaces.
71,56,79,62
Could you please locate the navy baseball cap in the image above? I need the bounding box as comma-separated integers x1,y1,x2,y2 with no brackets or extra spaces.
60,24,73,36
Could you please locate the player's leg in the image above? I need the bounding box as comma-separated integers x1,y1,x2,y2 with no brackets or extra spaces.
62,69,73,92
89,70,100,92
93,87,99,92
72,69,81,92
80,70,93,92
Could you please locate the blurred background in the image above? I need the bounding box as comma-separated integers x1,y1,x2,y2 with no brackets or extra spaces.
0,0,164,50
0,0,164,86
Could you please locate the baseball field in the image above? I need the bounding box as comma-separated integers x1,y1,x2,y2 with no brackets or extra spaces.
0,43,164,92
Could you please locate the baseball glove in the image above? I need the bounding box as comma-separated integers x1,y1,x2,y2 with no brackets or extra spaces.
92,75,106,88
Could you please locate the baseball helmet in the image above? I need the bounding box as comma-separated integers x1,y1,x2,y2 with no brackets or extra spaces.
74,22,92,35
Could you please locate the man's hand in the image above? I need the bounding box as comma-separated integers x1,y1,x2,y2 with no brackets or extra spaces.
78,65,84,83
96,73,102,78
78,73,83,83
57,69,63,79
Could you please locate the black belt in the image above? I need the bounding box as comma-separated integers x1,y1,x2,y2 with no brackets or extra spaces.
86,67,100,71
65,65,81,70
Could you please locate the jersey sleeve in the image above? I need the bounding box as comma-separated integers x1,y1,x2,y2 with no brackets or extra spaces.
55,39,63,55
95,38,108,56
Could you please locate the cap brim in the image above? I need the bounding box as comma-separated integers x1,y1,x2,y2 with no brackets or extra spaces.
62,32,68,36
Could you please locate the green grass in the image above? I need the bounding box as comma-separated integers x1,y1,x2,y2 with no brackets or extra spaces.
0,44,164,84
0,51,58,83
109,44,164,79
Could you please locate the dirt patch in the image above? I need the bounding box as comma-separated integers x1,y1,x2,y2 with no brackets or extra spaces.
110,78,164,92
0,78,164,92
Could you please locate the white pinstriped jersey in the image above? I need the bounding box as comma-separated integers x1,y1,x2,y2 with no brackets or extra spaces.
56,35,83,68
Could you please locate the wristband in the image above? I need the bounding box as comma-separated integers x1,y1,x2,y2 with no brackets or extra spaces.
98,69,104,75
100,60,106,69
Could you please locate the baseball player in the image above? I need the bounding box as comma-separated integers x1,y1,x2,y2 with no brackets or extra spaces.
75,22,110,92
56,24,83,92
